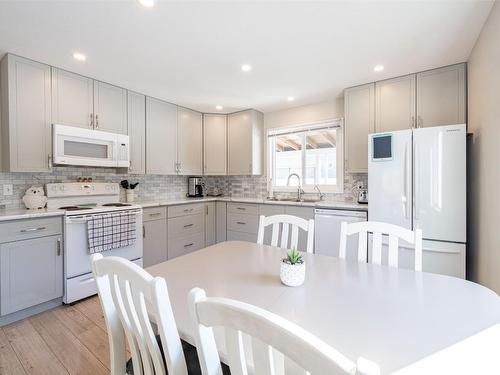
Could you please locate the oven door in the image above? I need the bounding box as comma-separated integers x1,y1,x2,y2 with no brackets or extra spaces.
53,124,117,167
64,210,143,279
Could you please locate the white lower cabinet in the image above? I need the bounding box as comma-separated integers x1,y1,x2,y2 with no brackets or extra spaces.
226,203,259,243
215,202,227,244
168,232,205,259
205,202,216,247
0,234,63,316
142,207,168,268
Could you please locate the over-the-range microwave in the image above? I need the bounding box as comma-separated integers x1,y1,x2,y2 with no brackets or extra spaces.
52,124,129,168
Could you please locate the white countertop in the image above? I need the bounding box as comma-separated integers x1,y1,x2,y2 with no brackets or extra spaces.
0,196,366,222
135,196,368,211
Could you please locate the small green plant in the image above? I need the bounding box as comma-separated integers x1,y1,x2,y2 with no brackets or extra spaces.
284,248,304,265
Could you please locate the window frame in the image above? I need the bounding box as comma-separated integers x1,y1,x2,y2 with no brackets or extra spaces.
267,119,344,194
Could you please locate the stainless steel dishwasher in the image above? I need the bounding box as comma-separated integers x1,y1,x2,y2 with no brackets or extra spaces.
314,209,367,260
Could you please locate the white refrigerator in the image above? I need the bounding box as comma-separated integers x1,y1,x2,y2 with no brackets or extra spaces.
368,124,466,278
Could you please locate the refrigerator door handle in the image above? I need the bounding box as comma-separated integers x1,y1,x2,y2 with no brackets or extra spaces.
403,141,410,220
413,142,419,220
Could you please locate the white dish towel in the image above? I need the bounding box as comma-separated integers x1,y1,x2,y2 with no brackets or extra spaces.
87,211,136,254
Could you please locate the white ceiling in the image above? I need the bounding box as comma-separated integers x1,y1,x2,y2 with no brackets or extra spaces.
0,1,493,114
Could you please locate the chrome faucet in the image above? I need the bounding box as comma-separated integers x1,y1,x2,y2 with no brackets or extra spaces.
287,173,304,201
314,185,325,201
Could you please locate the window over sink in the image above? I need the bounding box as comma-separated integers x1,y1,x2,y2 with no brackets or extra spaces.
268,119,344,193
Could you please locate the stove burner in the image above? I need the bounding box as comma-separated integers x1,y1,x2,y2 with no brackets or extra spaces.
59,206,92,211
102,203,132,207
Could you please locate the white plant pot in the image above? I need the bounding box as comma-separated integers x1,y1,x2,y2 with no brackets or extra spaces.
126,190,135,203
280,260,306,287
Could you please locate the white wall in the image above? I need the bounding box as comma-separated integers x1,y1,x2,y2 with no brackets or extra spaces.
467,1,500,293
264,98,344,130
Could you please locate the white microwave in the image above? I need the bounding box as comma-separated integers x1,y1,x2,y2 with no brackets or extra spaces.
53,124,129,168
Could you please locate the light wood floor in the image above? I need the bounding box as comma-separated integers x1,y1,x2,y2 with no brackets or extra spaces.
0,296,113,375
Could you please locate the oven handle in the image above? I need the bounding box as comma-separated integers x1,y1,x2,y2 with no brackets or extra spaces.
66,209,142,224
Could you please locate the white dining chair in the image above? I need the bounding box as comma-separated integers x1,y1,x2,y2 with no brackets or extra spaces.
339,221,423,271
188,287,379,375
91,254,189,375
257,214,315,253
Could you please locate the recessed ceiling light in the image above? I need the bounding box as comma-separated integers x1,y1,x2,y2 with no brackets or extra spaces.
374,65,384,72
215,105,223,111
241,64,252,72
73,52,86,61
137,0,155,7
287,96,295,102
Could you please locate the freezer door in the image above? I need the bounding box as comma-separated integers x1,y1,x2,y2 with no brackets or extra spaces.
413,124,466,242
314,209,367,260
368,129,412,229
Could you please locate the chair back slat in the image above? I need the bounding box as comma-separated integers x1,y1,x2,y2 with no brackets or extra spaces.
91,254,188,375
188,288,380,375
225,328,248,375
338,221,423,271
257,215,314,253
251,338,274,375
280,223,290,249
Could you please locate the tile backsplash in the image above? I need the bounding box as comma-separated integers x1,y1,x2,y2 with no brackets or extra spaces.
0,167,367,209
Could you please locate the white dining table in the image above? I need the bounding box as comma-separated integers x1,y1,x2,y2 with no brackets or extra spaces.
146,241,500,374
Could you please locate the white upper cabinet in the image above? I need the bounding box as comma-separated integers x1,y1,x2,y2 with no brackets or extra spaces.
146,97,177,175
51,68,127,134
127,91,146,174
177,107,203,175
227,109,263,175
93,81,127,134
375,74,416,132
51,68,94,129
344,83,375,173
416,63,466,127
203,114,227,175
1,55,52,172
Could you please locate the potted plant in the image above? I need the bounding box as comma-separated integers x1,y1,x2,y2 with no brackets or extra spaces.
280,248,306,287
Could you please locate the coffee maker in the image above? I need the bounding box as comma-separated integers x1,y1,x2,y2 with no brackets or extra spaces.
187,177,204,197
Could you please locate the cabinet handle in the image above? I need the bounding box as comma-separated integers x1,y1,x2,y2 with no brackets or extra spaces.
183,208,194,212
417,115,423,128
183,223,194,228
20,226,46,233
149,212,161,217
237,207,246,211
56,238,61,256
184,243,194,248
236,221,246,225
90,113,94,128
95,114,99,129
47,154,53,169
411,115,415,129
143,225,146,238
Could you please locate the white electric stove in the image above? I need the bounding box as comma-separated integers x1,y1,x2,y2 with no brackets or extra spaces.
46,182,143,303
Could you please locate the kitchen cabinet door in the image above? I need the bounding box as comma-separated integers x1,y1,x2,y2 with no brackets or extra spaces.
228,109,264,175
203,114,227,175
1,55,52,172
127,91,146,174
177,107,203,175
259,204,285,245
146,97,177,175
416,63,466,127
93,81,128,134
142,219,168,267
0,235,63,316
205,202,216,247
216,202,227,243
344,83,375,173
51,67,94,129
375,75,416,132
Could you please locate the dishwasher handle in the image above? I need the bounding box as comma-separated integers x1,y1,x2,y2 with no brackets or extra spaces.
314,209,367,218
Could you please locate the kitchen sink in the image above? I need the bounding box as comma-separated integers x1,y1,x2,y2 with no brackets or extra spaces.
266,197,321,203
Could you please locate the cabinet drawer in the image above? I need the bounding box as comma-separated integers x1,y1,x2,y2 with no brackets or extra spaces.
0,217,62,243
168,213,204,239
168,232,205,260
227,212,259,234
227,230,257,243
143,207,167,222
168,203,205,218
227,203,259,215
